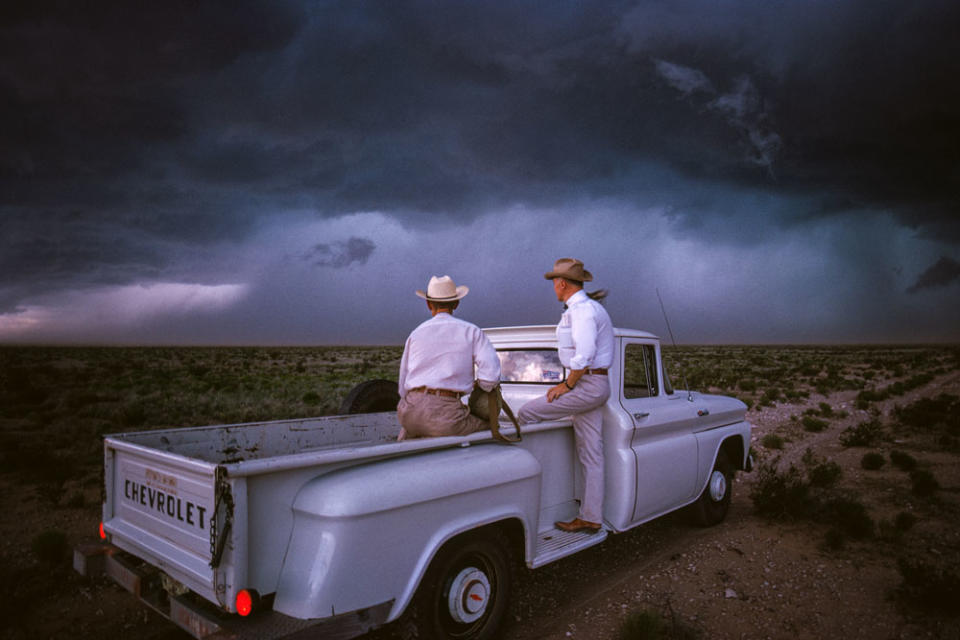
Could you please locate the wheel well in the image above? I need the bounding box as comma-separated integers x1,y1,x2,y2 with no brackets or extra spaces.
493,518,526,564
719,436,746,470
441,518,526,567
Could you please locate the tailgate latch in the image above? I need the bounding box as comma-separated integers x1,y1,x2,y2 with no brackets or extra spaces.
209,465,234,569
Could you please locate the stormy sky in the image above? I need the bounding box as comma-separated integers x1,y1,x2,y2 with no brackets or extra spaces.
2,0,958,345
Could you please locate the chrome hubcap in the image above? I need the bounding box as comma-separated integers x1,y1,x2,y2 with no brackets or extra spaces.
448,567,490,624
709,470,727,502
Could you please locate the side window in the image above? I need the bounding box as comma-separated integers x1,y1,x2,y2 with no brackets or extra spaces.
623,343,659,399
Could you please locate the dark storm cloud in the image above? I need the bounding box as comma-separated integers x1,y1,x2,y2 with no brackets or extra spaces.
0,211,165,312
2,0,959,316
619,0,960,239
907,257,960,294
0,0,303,302
305,236,376,268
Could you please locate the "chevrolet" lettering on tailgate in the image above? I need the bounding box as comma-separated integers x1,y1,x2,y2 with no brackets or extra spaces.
124,478,208,530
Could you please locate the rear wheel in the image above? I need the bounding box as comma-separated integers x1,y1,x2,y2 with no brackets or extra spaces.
689,449,733,526
401,533,513,640
339,379,399,414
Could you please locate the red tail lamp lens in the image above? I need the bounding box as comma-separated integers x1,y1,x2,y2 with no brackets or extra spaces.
236,589,259,617
99,522,107,540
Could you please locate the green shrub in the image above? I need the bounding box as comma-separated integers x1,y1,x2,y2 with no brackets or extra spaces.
937,433,960,451
856,388,887,409
894,511,918,531
619,610,665,640
821,497,874,540
824,527,847,550
761,386,783,402
909,469,939,497
120,401,147,427
750,461,813,520
801,416,828,432
65,491,85,508
818,402,834,417
896,557,960,613
618,609,700,640
860,452,885,470
761,433,784,450
839,418,884,447
302,391,321,405
31,529,68,566
894,393,960,437
890,450,917,471
808,461,842,488
37,456,74,492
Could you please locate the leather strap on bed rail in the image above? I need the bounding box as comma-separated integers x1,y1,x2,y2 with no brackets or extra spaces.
487,386,522,443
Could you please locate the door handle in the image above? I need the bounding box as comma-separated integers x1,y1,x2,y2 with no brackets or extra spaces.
633,412,650,420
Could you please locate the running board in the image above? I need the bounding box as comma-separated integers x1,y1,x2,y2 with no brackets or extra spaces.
531,526,607,568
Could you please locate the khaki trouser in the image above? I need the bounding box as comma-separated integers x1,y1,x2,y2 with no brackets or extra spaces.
397,391,488,438
517,374,610,524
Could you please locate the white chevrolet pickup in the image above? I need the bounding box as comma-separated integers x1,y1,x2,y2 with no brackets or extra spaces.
75,325,752,640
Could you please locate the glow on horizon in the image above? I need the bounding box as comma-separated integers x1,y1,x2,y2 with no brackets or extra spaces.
0,282,248,343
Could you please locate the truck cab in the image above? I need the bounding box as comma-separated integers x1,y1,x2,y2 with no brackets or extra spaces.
488,326,750,538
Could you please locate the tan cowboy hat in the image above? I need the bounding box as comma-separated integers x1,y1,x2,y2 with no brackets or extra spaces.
416,275,470,301
544,258,593,282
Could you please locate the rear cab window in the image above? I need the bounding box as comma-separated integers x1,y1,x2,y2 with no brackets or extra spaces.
497,349,565,384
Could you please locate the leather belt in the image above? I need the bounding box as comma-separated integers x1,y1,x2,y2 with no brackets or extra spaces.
408,386,463,398
584,368,608,375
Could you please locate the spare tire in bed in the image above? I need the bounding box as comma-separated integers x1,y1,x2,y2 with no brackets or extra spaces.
339,379,400,414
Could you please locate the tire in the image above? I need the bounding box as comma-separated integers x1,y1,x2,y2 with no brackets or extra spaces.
400,533,513,640
689,449,734,527
339,379,400,414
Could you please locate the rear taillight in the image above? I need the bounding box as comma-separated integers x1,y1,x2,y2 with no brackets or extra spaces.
99,521,107,540
236,589,260,617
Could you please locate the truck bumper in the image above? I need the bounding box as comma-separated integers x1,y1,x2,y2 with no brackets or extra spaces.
74,541,392,640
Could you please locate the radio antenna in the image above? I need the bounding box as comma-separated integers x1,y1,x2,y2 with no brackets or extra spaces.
656,288,693,402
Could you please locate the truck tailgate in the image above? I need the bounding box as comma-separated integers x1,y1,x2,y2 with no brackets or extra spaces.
104,437,220,602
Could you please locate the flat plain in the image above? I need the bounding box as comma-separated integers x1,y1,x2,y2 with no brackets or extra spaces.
1,344,958,639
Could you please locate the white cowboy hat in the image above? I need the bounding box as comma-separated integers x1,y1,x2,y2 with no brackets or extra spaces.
415,275,470,301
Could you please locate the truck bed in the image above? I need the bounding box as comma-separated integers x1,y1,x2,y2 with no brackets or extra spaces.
108,413,401,465
107,410,535,477
103,410,542,606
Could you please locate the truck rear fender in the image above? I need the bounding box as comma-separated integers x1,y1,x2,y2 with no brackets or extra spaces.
388,513,528,622
273,444,540,622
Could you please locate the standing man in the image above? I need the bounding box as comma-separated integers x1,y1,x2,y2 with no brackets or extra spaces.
397,275,501,439
518,258,615,533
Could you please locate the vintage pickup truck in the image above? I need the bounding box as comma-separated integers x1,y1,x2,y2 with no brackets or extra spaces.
75,325,752,640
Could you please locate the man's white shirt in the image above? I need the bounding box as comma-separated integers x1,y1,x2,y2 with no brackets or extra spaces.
398,313,501,398
557,289,615,371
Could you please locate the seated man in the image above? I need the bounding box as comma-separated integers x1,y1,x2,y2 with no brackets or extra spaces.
397,275,501,439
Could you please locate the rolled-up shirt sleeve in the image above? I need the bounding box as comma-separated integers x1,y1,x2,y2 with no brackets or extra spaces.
397,337,411,398
568,304,598,371
473,330,501,389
